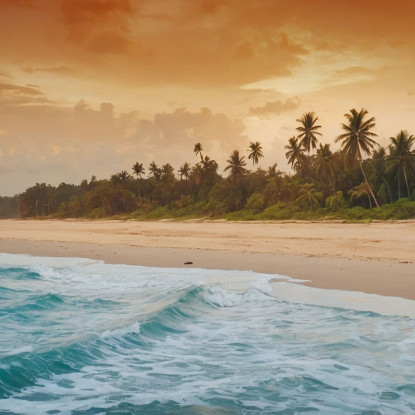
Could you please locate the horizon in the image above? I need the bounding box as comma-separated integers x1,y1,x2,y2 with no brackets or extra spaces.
1,0,415,196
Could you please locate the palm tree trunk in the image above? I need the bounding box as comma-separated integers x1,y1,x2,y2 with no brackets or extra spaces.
403,166,410,198
383,178,393,204
397,173,401,200
358,158,380,208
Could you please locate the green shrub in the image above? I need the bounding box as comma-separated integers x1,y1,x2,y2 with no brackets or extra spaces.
89,207,107,219
225,209,257,221
146,206,172,219
325,191,347,211
258,202,297,220
245,193,265,213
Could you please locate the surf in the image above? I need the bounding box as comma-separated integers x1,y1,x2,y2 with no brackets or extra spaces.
0,253,414,414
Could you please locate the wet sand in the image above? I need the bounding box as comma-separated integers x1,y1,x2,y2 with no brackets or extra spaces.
0,219,414,300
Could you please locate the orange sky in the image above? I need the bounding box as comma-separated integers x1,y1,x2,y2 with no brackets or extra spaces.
1,0,415,195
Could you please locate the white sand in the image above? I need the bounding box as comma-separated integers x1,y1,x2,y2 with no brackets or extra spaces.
0,219,414,300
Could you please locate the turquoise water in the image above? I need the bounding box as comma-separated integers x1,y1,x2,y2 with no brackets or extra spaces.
0,253,414,414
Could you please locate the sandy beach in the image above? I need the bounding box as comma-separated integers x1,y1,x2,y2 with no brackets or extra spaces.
0,218,414,300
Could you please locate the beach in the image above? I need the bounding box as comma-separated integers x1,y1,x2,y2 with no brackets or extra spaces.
1,218,415,413
0,218,414,300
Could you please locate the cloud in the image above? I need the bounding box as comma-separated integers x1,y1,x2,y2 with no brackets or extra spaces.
2,0,415,102
249,98,300,116
0,100,248,194
22,65,72,74
60,0,133,54
0,82,41,95
0,69,12,79
330,66,374,86
0,98,140,194
133,107,248,166
0,82,53,106
3,0,414,92
0,0,309,87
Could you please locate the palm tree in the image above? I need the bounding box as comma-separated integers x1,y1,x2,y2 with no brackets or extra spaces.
224,150,248,180
372,147,393,203
284,136,305,175
148,161,161,180
315,143,335,188
161,163,175,183
296,183,322,209
132,162,145,178
111,170,130,187
349,182,372,208
267,163,279,178
296,112,322,154
201,155,218,178
387,130,415,199
178,162,191,180
118,170,130,182
336,108,380,208
193,143,204,161
131,162,145,197
247,141,264,166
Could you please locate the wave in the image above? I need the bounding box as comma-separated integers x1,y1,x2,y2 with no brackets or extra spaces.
0,266,42,280
0,284,272,397
4,292,67,314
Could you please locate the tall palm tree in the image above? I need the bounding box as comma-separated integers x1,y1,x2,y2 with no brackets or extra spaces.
372,147,393,204
296,112,322,154
193,143,204,161
132,162,145,178
387,130,415,199
224,150,248,180
284,136,305,175
315,143,335,188
247,141,264,166
336,108,380,208
132,162,145,198
178,162,191,180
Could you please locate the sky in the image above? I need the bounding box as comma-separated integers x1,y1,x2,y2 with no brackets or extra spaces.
1,0,415,196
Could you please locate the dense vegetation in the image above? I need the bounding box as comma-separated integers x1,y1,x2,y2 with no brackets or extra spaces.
3,108,415,221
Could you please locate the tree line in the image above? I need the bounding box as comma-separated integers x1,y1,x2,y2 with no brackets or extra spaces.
3,107,415,221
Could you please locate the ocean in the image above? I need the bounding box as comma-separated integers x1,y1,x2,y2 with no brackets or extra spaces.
0,253,414,414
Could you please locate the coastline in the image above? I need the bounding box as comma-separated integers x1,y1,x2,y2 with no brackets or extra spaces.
0,219,414,301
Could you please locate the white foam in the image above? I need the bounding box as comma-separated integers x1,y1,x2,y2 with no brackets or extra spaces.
100,321,141,339
1,252,414,319
272,281,415,319
5,345,34,356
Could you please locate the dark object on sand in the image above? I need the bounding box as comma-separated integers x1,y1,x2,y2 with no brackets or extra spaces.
184,261,193,265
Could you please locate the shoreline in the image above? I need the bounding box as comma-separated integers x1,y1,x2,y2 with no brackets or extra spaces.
0,219,414,301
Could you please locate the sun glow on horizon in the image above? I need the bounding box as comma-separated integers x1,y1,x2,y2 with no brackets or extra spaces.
1,0,415,195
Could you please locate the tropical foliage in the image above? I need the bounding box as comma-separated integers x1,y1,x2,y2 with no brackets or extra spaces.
3,107,415,221
296,112,322,154
336,108,380,207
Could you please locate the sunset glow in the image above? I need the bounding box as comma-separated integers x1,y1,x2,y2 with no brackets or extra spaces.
1,0,415,195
